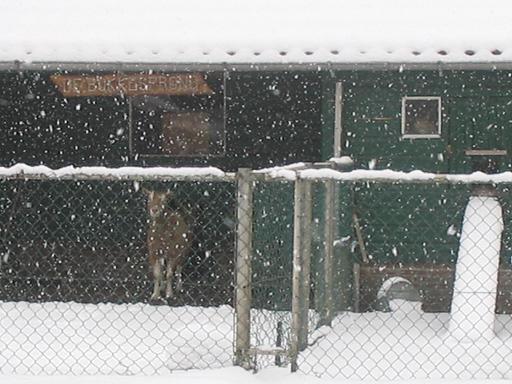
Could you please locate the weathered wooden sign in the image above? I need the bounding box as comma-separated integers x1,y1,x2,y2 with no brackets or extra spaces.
50,73,213,97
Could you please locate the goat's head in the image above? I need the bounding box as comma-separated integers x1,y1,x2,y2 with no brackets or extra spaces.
144,189,172,218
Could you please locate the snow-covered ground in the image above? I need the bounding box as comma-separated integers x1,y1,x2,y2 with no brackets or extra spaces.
300,301,512,380
3,299,512,381
0,302,234,375
2,366,512,384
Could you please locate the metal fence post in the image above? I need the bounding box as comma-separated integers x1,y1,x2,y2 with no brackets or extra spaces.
290,174,313,372
235,168,253,369
299,179,313,348
319,179,335,326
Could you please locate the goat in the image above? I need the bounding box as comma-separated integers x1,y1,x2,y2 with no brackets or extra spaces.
144,189,192,301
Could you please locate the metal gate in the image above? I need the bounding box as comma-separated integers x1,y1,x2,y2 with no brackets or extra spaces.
235,163,512,380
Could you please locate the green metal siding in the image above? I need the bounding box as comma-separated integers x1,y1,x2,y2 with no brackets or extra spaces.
322,71,512,309
339,71,512,173
252,181,294,310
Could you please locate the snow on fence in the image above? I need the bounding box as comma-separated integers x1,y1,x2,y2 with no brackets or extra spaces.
3,163,512,379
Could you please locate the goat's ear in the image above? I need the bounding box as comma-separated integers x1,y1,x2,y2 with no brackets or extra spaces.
142,188,154,200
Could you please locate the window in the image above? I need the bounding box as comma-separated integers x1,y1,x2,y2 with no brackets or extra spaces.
401,96,441,138
130,72,225,157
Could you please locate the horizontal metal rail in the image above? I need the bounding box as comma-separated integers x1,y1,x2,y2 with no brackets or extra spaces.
0,164,236,182
4,163,512,185
248,347,287,356
253,163,512,184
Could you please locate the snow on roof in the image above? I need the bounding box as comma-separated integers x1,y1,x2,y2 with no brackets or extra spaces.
1,0,511,66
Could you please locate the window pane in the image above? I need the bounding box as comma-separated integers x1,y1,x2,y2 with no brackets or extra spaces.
403,98,440,136
132,73,224,157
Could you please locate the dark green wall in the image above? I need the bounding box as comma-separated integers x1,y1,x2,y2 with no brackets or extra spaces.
0,71,323,171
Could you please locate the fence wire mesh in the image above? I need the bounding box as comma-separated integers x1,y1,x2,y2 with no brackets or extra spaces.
3,168,512,380
248,179,294,369
0,177,236,374
296,179,512,380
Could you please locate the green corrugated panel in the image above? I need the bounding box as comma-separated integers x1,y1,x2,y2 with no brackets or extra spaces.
352,183,470,264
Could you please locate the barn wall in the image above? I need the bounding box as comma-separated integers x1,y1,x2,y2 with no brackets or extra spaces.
323,70,512,312
337,70,512,172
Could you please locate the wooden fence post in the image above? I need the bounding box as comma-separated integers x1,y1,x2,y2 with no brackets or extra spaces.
290,175,313,372
235,168,253,369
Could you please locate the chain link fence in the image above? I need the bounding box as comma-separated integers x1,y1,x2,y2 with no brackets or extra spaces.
239,165,512,380
2,165,512,379
0,168,237,375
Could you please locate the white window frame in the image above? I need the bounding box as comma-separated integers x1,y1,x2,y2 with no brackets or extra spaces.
334,81,343,157
401,96,442,139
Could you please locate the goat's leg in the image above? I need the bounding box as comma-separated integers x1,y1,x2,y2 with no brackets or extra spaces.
151,258,162,300
175,264,183,293
165,259,175,299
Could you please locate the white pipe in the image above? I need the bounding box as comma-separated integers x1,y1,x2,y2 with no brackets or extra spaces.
449,196,503,341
